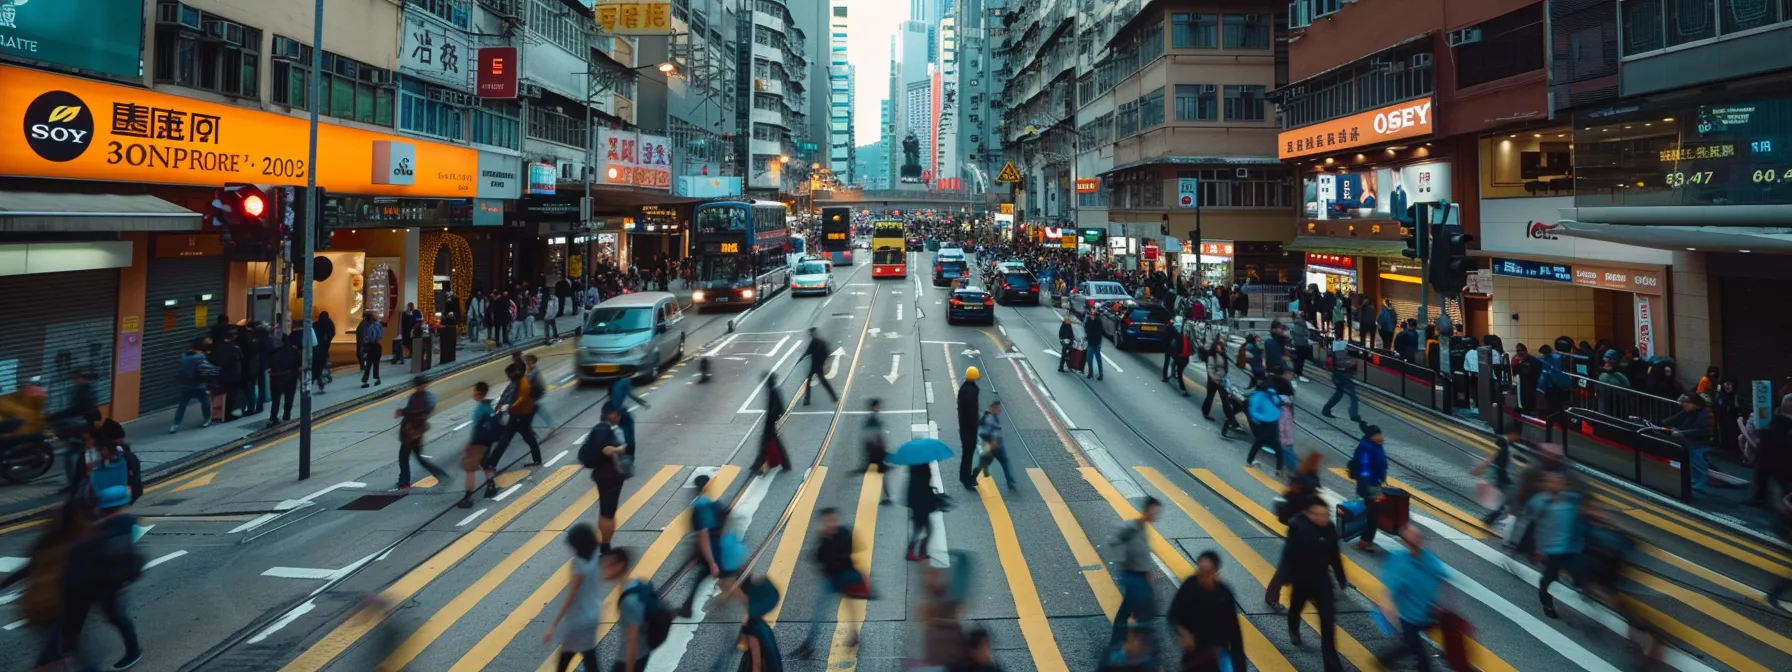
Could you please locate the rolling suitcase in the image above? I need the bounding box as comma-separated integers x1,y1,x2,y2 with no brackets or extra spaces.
1064,346,1087,371
1375,487,1411,534
1336,499,1370,541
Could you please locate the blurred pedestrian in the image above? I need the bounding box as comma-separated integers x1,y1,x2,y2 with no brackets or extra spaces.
1527,473,1585,619
797,327,840,406
0,503,89,668
458,382,499,508
859,398,891,504
1471,426,1525,525
974,400,1017,492
1200,333,1229,422
793,507,868,657
1164,319,1194,395
906,463,939,562
1108,497,1160,663
1171,551,1245,672
955,628,1002,672
1278,503,1347,671
1244,378,1285,474
487,364,545,472
393,376,448,490
57,485,143,670
674,474,725,617
312,311,336,392
543,523,602,671
578,405,632,553
1656,394,1713,497
606,548,666,672
1350,424,1389,553
732,574,784,672
1320,340,1363,422
1377,525,1447,672
752,374,791,473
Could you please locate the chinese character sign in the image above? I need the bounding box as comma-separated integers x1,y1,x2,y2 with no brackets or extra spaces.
634,134,672,190
401,13,470,89
594,1,673,35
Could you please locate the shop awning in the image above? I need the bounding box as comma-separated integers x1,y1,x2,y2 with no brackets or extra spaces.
1097,155,1283,177
1555,220,1792,254
1284,236,1409,257
0,191,200,232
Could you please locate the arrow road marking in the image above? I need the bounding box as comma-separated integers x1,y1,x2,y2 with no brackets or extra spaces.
961,348,982,357
145,550,187,569
248,599,316,644
825,346,847,379
884,353,902,384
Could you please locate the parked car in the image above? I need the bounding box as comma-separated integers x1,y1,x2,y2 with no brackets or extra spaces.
992,270,1040,305
1099,299,1175,350
576,292,687,382
947,286,996,325
1067,281,1131,316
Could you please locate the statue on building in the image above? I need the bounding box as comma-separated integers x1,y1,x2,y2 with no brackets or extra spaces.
900,133,924,183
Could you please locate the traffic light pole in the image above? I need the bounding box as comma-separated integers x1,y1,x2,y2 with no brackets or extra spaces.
1415,202,1430,331
298,0,324,481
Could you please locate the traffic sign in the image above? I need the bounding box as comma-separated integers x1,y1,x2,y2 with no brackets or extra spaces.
999,203,1014,215
996,161,1023,184
1178,178,1199,208
1142,241,1160,261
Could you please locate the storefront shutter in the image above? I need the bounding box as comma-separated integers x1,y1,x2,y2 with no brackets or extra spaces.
0,270,119,410
139,255,229,414
1381,281,1464,328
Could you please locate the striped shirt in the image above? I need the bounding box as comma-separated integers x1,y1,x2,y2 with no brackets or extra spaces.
976,411,1002,452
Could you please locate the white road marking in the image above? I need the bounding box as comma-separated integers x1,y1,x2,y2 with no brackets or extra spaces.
921,340,967,345
896,303,905,321
926,461,950,568
0,590,19,606
456,508,489,527
1102,353,1124,373
451,420,472,432
1404,516,1713,672
1039,349,1060,357
0,557,24,573
884,354,902,384
228,481,366,533
133,525,152,541
735,338,805,414
824,346,847,379
647,472,778,672
998,325,1008,336
262,567,339,580
789,409,926,416
926,382,935,405
144,550,187,569
492,484,524,501
3,620,23,631
247,599,316,644
544,449,569,467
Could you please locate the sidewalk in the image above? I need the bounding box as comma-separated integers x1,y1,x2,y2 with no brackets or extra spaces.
0,312,585,523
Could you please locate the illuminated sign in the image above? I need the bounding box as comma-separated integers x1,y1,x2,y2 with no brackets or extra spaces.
826,232,847,240
998,203,1014,214
1491,258,1573,283
1074,177,1100,194
527,163,558,195
1280,97,1434,160
1060,235,1078,249
0,65,478,196
597,129,673,190
1660,144,1737,162
1305,253,1356,270
477,47,519,99
594,2,673,35
719,242,741,254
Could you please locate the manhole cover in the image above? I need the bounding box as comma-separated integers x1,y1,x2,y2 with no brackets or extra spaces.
339,494,407,511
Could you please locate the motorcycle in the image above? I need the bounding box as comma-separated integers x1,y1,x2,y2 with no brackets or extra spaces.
0,418,56,484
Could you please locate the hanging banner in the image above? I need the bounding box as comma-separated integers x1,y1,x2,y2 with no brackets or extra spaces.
400,11,472,89
594,1,673,35
1635,295,1655,359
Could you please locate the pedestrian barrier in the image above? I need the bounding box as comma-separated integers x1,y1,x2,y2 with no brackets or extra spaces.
1342,343,1443,411
1553,410,1693,500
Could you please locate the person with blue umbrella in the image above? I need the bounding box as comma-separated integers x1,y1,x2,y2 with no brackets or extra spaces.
889,437,953,562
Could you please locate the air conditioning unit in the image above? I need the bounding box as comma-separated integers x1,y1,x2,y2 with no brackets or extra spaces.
559,161,577,180
1447,28,1482,47
1235,168,1252,178
1411,53,1434,68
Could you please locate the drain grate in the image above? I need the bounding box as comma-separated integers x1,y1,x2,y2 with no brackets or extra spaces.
338,494,407,511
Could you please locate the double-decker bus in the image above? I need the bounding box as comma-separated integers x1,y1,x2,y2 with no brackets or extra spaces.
818,206,853,265
871,220,908,279
689,200,791,309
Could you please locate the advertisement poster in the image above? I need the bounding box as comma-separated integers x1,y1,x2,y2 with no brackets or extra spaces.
1752,380,1774,429
1304,161,1451,221
1635,295,1655,359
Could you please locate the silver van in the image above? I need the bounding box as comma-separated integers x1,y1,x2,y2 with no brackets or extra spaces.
576,292,687,382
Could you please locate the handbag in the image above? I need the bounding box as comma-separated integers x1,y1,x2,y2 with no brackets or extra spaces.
1474,480,1505,511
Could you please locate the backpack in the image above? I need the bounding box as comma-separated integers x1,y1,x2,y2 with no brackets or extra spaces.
622,582,673,649
1247,389,1282,424
1235,343,1250,369
579,423,623,470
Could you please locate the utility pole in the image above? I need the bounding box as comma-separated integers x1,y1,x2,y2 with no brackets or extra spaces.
298,0,324,480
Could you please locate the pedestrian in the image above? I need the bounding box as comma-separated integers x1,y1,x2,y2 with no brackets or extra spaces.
1527,473,1585,619
1164,319,1194,395
466,291,486,344
392,376,449,490
1278,502,1347,671
578,405,632,552
1274,367,1299,476
267,333,300,427
211,328,244,422
796,327,840,406
1394,319,1420,364
541,289,559,341
906,462,938,562
0,502,88,668
1244,378,1286,475
1170,551,1246,672
974,399,1017,491
1331,297,1349,342
1358,297,1378,348
1058,315,1077,373
245,325,268,415
957,366,982,490
1656,394,1714,496
360,315,385,388
457,382,500,508
1376,300,1397,351
56,485,143,670
606,374,651,455
1084,307,1106,380
168,340,213,434
860,398,892,504
793,507,869,657
1201,332,1230,422
487,364,545,474
752,374,792,473
606,548,665,672
673,474,726,617
1290,314,1313,382
1350,424,1389,553
956,628,1002,672
1377,525,1448,672
312,311,335,392
1239,333,1265,385
543,523,603,671
1108,496,1159,663
1320,340,1363,422
731,574,785,672
525,353,555,428
1470,426,1524,525
397,302,420,364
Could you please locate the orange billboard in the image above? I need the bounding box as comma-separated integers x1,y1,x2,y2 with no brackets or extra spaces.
1,65,478,197
1278,97,1434,160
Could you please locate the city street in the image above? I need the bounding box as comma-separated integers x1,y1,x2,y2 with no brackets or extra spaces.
6,253,1788,672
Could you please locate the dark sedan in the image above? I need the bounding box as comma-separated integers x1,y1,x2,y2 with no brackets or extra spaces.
992,271,1040,305
947,287,996,324
1100,300,1175,350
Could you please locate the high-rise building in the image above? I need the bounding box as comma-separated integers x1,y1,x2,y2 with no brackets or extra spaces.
786,0,834,170
736,0,812,197
936,15,959,185
828,3,856,184
954,0,1006,192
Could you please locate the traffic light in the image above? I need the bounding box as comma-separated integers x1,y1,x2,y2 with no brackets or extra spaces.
1440,230,1475,294
278,186,330,251
1401,225,1423,262
209,183,277,261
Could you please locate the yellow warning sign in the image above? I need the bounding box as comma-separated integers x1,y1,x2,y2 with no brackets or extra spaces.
999,203,1014,215
995,161,1022,183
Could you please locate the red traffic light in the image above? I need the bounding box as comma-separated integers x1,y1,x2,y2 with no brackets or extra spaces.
242,193,266,218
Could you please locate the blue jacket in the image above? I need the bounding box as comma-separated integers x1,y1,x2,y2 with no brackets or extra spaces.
1351,437,1387,485
1537,353,1570,391
1525,491,1585,556
1247,389,1283,424
1382,547,1446,626
1377,307,1396,333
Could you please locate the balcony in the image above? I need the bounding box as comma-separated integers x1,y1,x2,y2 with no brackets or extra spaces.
752,107,786,126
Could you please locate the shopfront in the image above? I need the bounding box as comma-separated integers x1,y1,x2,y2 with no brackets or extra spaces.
1301,252,1358,294
0,241,127,413
1180,241,1235,288
628,205,685,268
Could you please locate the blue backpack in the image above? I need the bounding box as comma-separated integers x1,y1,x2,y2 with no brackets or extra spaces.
1247,389,1283,424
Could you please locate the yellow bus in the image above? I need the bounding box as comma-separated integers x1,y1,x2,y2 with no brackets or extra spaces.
870,220,907,279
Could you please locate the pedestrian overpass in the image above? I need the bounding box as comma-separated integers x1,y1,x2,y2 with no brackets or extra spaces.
814,189,1001,216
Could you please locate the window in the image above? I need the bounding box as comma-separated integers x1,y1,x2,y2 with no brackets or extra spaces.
414,0,472,30
1175,84,1217,121
1622,0,1666,54
1455,6,1545,89
1178,168,1294,208
526,104,585,148
833,5,846,16
1223,14,1271,49
1277,40,1434,128
1116,100,1139,137
1077,73,1095,106
1077,186,1109,207
154,2,261,98
526,0,589,56
1094,112,1115,146
1666,0,1716,47
270,38,393,126
400,78,467,139
1139,88,1165,129
471,101,521,149
1223,85,1266,121
1140,20,1165,62
1172,13,1218,49
1621,0,1792,56
270,37,311,108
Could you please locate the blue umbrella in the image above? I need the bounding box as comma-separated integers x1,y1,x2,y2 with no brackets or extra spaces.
888,437,955,465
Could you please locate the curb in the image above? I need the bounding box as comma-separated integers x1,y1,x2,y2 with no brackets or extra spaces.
0,337,557,527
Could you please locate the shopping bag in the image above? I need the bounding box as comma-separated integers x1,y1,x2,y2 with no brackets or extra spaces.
1437,609,1475,671
1474,480,1505,511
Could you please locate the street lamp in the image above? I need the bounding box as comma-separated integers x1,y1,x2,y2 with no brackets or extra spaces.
779,155,791,164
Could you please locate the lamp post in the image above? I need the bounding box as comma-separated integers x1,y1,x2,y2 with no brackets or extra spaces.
581,61,679,275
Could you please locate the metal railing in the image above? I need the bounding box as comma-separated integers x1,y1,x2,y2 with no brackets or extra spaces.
1561,371,1683,427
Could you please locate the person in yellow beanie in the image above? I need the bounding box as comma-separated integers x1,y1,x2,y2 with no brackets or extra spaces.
956,365,981,489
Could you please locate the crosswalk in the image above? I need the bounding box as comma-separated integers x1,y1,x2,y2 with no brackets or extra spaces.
262,448,1792,672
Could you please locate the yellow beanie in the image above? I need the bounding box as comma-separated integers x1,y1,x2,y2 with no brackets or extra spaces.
965,366,981,381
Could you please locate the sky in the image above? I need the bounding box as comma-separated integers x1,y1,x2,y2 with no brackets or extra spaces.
846,0,909,146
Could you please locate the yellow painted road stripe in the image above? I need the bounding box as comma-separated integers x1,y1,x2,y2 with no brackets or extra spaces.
977,473,1069,672
169,470,217,493
823,468,884,672
1218,467,1520,672
1080,467,1296,672
278,464,583,672
1139,467,1384,672
1029,468,1122,618
512,466,737,672
1627,596,1774,672
1626,508,1792,579
1625,569,1792,657
764,466,828,624
0,518,46,536
1635,542,1767,602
